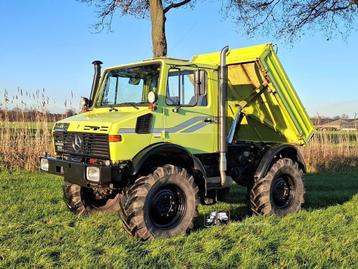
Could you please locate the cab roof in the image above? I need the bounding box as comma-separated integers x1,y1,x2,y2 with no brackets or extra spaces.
104,57,216,72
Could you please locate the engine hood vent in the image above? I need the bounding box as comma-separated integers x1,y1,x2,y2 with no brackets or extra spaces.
83,125,109,132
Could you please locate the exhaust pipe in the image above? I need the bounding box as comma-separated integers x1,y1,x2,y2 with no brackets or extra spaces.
219,46,229,187
89,60,103,106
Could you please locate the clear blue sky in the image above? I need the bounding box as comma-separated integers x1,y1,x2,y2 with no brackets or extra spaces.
1,0,357,117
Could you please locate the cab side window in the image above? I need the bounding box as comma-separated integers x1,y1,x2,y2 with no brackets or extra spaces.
166,69,207,106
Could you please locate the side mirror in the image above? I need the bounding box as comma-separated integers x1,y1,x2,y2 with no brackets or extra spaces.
80,97,90,112
147,91,158,104
195,70,207,96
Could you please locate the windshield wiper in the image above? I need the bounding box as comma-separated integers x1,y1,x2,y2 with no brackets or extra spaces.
109,105,118,112
107,102,140,111
119,102,139,110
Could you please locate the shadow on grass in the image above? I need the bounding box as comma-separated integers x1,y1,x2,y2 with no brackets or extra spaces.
303,170,358,209
194,205,249,231
194,186,250,231
194,169,358,231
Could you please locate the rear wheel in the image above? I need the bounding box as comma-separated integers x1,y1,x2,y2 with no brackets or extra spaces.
250,158,304,216
119,164,199,240
63,182,120,215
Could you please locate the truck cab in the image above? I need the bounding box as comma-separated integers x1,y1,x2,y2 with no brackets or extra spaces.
46,58,221,184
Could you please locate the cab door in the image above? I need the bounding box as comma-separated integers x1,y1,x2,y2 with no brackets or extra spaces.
164,67,217,154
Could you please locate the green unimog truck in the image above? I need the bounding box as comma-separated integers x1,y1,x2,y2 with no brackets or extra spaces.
40,43,314,240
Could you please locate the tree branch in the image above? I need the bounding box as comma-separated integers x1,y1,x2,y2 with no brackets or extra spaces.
163,0,192,14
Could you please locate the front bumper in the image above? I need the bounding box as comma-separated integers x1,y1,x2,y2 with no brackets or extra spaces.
39,156,122,187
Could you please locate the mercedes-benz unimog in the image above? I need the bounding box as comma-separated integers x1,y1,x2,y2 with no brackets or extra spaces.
40,44,314,240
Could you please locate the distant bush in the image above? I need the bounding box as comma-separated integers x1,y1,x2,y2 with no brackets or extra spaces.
0,109,63,122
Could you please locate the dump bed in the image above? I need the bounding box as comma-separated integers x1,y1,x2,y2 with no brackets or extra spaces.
193,43,314,145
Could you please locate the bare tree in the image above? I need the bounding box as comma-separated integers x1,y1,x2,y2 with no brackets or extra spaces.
81,0,358,57
81,0,193,57
64,109,76,118
228,0,358,41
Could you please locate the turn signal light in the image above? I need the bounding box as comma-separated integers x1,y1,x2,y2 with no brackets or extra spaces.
108,134,122,142
148,103,157,111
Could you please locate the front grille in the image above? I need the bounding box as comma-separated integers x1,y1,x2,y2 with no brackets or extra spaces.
54,132,109,158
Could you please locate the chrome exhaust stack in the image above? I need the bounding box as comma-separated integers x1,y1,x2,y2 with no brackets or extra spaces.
219,46,229,187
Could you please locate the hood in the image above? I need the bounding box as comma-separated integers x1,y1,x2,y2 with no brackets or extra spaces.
57,107,150,134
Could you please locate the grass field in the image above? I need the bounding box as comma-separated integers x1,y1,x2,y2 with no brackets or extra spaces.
0,170,357,268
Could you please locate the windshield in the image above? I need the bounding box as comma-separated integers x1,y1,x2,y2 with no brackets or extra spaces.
96,63,160,107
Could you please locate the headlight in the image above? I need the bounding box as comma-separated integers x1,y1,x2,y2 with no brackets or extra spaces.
40,158,49,171
86,166,100,182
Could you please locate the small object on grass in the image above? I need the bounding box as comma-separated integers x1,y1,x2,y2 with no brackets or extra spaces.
205,211,230,227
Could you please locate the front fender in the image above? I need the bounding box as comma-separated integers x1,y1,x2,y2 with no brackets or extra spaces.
131,142,195,176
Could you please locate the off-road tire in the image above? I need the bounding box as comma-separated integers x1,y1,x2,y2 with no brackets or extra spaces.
119,164,199,240
250,158,304,216
63,182,120,216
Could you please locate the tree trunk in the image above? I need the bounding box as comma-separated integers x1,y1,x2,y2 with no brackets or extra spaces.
149,0,167,57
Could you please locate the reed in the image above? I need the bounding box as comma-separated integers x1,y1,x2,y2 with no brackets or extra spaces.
0,89,73,172
1,89,357,172
301,130,358,172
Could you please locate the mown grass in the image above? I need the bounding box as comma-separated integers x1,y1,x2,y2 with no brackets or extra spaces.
0,170,357,268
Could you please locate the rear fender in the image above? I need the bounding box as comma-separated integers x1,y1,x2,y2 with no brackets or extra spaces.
255,144,306,180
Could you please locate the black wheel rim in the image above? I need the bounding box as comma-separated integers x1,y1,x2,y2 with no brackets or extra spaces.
271,174,295,208
148,184,186,229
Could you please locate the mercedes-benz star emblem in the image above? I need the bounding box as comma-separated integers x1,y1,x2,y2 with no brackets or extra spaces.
72,134,82,152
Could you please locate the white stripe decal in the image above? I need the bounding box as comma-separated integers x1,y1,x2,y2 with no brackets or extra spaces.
119,116,208,134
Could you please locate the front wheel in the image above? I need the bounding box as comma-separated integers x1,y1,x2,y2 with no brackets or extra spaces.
63,182,120,215
119,164,199,240
250,158,304,216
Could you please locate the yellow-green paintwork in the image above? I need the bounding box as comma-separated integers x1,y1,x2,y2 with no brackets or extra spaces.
55,43,314,163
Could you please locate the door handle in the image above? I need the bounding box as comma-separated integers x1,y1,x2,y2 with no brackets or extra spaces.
204,118,213,123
